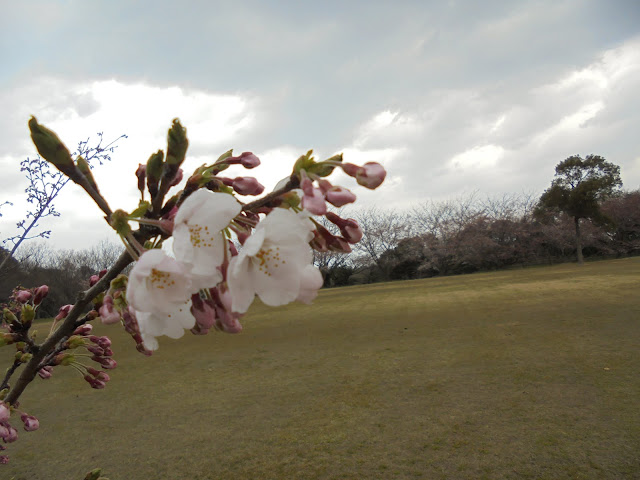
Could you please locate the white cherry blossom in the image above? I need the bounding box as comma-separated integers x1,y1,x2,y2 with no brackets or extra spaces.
126,249,193,315
135,300,194,350
228,208,322,313
172,189,241,290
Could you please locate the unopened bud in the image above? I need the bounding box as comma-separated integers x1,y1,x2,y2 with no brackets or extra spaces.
232,177,265,196
19,353,33,363
53,353,75,366
0,403,10,422
33,285,49,305
55,304,73,321
238,152,260,168
3,309,18,325
20,414,39,432
166,119,188,167
74,324,93,336
28,117,75,173
66,335,86,349
89,274,100,287
135,164,146,194
146,150,164,198
301,188,327,215
38,366,53,379
99,297,121,325
168,168,183,187
324,186,356,207
20,304,35,327
14,290,32,304
76,156,98,190
0,333,16,347
355,162,386,189
92,356,117,370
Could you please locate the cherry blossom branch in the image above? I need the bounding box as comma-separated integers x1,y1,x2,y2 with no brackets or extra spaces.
0,360,22,392
4,250,133,405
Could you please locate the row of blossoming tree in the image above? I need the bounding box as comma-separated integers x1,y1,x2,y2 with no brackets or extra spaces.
0,117,386,467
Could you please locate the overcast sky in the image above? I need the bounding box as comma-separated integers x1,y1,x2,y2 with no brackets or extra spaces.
1,0,639,252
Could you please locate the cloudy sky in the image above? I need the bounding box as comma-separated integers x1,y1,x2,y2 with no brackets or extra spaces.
1,0,639,251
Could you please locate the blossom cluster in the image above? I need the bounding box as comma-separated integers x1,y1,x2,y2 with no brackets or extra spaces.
0,118,386,465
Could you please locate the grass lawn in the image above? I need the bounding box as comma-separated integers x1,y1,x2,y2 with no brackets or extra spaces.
3,257,640,479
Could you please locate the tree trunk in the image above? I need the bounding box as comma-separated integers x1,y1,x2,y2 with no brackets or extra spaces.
574,216,584,264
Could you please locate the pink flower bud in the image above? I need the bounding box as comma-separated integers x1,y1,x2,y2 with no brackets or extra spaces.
20,414,39,432
190,294,217,335
211,288,243,334
89,275,100,287
0,404,10,423
232,177,265,196
340,162,361,177
33,285,49,305
300,173,315,196
237,152,260,168
355,162,386,189
95,371,110,382
310,230,329,252
4,426,18,443
14,290,32,304
89,335,112,349
316,178,332,194
99,296,121,325
92,356,117,370
84,375,106,389
38,366,53,379
324,186,357,207
316,224,352,253
55,305,73,321
136,164,146,193
168,168,184,187
325,212,363,244
73,324,93,336
301,188,327,215
0,455,8,464
86,345,105,356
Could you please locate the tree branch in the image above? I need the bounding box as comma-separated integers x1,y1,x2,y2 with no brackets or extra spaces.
4,250,133,405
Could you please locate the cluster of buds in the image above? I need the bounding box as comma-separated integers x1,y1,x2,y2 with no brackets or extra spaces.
2,285,49,331
0,402,39,463
40,322,116,389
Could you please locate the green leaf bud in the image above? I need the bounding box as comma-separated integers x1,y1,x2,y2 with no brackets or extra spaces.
66,335,86,349
310,153,343,177
28,116,75,173
166,118,188,167
20,353,33,363
292,150,316,176
76,156,98,191
20,304,35,327
109,210,132,237
129,201,150,218
2,309,17,325
83,468,103,480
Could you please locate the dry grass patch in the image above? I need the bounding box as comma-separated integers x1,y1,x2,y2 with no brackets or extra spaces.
4,258,640,479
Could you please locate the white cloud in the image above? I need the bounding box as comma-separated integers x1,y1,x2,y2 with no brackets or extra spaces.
0,79,257,250
449,144,505,170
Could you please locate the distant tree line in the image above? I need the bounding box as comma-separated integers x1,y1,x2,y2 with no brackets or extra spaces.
0,241,123,318
318,189,640,287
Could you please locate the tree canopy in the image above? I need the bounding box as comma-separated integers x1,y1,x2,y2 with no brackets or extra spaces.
538,154,622,263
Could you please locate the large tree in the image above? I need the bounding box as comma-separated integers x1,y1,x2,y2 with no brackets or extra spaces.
538,154,622,264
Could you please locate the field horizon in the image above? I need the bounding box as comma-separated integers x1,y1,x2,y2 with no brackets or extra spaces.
4,257,640,479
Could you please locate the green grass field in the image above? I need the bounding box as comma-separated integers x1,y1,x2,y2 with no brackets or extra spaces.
4,258,640,479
